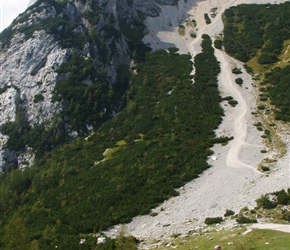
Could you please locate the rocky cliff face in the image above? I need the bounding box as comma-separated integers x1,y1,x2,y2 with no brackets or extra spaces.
0,0,181,170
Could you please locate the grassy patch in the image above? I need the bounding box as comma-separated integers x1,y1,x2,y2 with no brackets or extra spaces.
153,227,290,250
178,25,185,36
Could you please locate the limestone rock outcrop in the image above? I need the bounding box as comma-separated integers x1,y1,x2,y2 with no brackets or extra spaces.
0,0,182,170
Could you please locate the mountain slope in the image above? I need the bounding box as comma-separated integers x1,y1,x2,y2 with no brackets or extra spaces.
1,0,223,248
0,0,290,249
104,0,290,246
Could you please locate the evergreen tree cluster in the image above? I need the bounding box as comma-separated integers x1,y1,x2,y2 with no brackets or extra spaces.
223,3,290,63
0,35,222,248
261,65,290,121
223,2,290,122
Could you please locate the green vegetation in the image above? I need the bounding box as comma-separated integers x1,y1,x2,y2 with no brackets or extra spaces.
210,7,218,18
0,85,10,94
223,3,290,63
214,39,223,49
33,93,44,103
256,189,290,210
204,13,211,24
261,165,270,172
211,136,233,144
222,96,233,101
236,216,257,224
1,0,147,154
228,99,238,107
261,65,290,121
178,25,185,36
0,97,30,153
154,227,290,250
3,212,29,250
0,0,87,49
204,217,223,225
0,35,223,248
224,209,235,217
189,31,196,38
52,54,123,134
235,78,243,85
82,4,101,25
2,1,290,249
223,3,290,124
232,67,242,74
154,189,290,249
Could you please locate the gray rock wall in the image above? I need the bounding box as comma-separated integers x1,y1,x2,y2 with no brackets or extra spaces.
0,0,180,170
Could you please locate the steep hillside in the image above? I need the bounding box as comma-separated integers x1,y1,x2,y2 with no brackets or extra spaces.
104,0,290,247
0,0,169,170
0,0,223,249
0,0,289,249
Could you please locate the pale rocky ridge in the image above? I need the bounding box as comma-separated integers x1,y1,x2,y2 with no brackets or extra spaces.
0,0,179,170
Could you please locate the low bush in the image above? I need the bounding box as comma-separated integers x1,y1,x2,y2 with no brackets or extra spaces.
258,105,266,110
224,209,235,217
178,25,185,36
274,189,290,205
256,194,277,209
190,31,196,38
281,210,290,222
232,67,242,74
214,39,223,49
211,136,234,144
259,96,268,101
236,216,257,224
228,100,238,107
33,93,44,103
204,13,211,24
261,166,270,171
222,96,233,101
204,217,223,225
235,78,243,85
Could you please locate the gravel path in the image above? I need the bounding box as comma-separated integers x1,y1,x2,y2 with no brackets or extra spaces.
105,0,290,248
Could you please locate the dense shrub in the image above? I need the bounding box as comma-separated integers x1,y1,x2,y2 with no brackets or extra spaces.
205,217,223,225
228,100,238,107
236,216,257,224
261,166,270,172
256,194,277,209
257,105,266,110
232,67,242,74
214,39,223,49
178,25,185,35
0,35,223,248
223,3,290,63
33,93,44,103
222,96,233,101
274,189,290,205
224,209,235,217
211,136,234,144
204,13,211,24
235,78,243,85
262,65,290,121
281,210,290,222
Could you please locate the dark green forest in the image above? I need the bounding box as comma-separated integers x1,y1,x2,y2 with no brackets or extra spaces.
1,1,290,249
261,66,290,121
223,2,290,63
0,33,222,248
223,3,290,121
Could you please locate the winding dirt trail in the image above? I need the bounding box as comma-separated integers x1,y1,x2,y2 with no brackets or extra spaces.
105,0,290,247
215,49,262,173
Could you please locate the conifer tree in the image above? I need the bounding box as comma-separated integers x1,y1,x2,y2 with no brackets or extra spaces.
3,212,29,250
